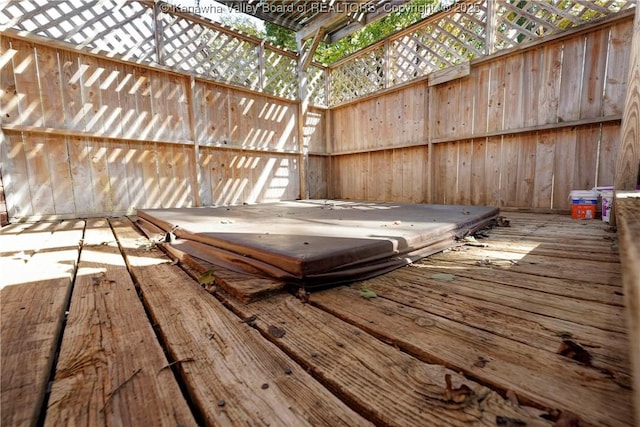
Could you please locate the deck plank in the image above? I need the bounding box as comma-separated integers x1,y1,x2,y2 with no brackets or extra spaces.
358,267,630,380
615,195,640,424
403,261,625,333
419,259,624,305
214,293,552,427
429,247,622,285
306,213,631,426
1,221,83,427
109,218,372,427
310,285,632,426
44,219,196,426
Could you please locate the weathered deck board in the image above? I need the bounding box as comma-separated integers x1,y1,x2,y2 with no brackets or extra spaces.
305,213,631,426
429,247,622,285
356,268,630,379
419,260,624,305
45,219,196,426
1,220,83,427
615,195,640,424
213,293,551,427
403,260,625,333
311,285,631,426
109,218,372,427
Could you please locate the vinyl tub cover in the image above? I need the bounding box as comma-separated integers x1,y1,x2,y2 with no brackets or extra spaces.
137,200,498,288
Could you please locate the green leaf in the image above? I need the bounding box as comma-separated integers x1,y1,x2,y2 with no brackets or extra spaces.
198,269,216,286
360,287,377,299
430,273,456,282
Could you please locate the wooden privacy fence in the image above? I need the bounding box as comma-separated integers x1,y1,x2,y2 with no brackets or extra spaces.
329,0,636,104
328,9,636,210
0,1,637,219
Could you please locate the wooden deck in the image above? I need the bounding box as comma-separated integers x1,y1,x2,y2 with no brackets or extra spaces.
0,212,632,426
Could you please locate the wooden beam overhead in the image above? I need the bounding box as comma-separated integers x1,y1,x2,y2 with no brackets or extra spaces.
300,27,326,71
296,0,369,43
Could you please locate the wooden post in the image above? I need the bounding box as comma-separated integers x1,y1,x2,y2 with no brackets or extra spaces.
297,53,309,200
258,41,266,92
485,0,496,55
614,4,640,426
153,2,165,65
614,5,640,193
186,75,202,206
426,85,434,203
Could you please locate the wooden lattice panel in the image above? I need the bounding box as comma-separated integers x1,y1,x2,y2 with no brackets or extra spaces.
493,0,636,50
0,0,156,63
390,2,487,84
160,12,261,90
307,65,327,107
330,47,385,104
263,48,298,99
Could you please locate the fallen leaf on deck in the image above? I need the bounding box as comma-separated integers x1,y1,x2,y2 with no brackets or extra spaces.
495,216,511,227
553,410,583,427
197,269,216,286
267,325,286,338
557,340,592,366
430,273,456,281
360,287,377,299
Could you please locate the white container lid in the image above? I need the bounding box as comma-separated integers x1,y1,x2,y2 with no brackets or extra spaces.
569,190,599,199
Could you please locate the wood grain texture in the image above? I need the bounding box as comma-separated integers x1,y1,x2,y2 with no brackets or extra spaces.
109,217,373,427
223,294,551,427
614,6,640,192
615,195,640,425
308,213,631,426
1,221,83,427
614,6,640,424
46,219,196,426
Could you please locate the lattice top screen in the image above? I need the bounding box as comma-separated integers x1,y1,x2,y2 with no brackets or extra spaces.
0,0,305,101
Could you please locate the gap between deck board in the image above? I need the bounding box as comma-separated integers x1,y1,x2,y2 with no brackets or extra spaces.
109,217,373,427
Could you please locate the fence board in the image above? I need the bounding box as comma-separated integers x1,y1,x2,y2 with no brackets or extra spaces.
23,133,55,215
46,136,75,213
67,136,94,214
470,139,487,205
35,45,64,129
500,135,519,207
574,125,600,191
532,132,555,208
1,132,32,217
604,20,634,116
600,121,623,187
1,37,20,126
558,36,585,123
552,128,578,210
537,42,562,125
580,28,609,119
12,39,43,127
515,134,536,207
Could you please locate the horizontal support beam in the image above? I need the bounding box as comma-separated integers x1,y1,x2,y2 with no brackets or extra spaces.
1,125,303,156
1,125,194,146
328,115,622,156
